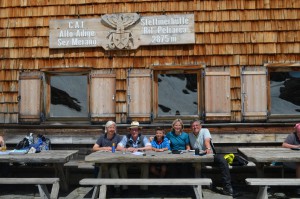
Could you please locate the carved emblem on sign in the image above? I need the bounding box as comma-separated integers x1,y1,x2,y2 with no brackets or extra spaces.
101,13,140,50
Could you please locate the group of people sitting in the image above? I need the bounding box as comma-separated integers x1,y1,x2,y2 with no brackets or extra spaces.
1,122,300,196
92,118,236,196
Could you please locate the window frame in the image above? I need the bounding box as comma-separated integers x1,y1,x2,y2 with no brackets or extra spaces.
151,65,204,122
43,71,90,122
266,64,300,122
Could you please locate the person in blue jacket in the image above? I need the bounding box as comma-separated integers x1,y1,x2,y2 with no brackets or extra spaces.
166,118,191,177
150,127,170,177
166,118,190,151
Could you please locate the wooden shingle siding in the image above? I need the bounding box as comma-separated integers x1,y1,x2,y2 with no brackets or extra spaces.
0,0,300,124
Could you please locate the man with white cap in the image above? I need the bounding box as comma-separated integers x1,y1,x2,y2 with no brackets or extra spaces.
118,121,152,191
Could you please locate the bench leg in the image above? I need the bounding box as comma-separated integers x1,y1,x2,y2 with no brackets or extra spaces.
257,186,268,199
92,186,100,199
193,185,203,199
99,185,107,199
50,181,60,199
38,185,51,199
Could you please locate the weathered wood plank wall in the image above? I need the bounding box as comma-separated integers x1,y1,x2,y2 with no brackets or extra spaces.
0,0,300,124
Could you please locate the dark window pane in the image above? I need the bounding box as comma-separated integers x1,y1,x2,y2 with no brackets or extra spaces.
270,71,300,114
158,74,198,116
50,75,88,117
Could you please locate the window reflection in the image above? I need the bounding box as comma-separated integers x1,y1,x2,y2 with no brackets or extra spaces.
50,75,88,117
270,71,300,114
158,74,198,116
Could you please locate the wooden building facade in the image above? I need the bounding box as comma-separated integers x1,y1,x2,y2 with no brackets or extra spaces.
1,0,300,141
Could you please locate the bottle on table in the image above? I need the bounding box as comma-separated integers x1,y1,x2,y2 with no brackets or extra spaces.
112,143,116,153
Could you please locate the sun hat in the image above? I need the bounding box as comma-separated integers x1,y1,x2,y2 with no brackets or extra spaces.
129,121,142,129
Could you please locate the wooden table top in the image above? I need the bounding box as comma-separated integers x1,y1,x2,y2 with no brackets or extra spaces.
238,147,300,163
85,150,214,164
0,150,78,164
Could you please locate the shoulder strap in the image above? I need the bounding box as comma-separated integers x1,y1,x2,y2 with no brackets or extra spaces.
210,139,217,154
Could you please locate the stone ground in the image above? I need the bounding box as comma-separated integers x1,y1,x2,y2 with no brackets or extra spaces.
1,183,300,199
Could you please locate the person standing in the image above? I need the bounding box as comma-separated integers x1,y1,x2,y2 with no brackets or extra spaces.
189,119,237,197
92,121,122,194
118,121,152,191
282,123,300,194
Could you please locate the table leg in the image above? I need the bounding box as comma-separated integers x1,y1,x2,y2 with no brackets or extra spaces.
53,163,68,192
256,163,265,178
194,163,202,178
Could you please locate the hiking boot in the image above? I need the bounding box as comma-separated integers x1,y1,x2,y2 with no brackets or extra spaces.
223,186,242,198
222,185,234,196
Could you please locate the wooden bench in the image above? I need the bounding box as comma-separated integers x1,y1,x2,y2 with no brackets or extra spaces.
246,178,300,199
0,178,60,199
80,178,212,199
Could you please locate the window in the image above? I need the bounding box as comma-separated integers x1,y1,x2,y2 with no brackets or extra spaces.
45,73,89,120
153,68,203,120
270,71,300,116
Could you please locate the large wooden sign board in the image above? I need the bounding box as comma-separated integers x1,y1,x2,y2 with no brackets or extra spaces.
49,13,195,50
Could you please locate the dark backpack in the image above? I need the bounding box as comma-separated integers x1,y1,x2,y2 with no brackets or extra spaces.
231,155,248,166
15,137,30,150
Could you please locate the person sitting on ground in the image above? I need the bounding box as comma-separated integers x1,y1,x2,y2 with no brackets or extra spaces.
189,119,239,197
118,121,152,191
150,127,170,178
282,123,300,194
92,121,122,194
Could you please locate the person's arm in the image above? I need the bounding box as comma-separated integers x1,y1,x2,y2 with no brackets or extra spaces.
0,136,4,149
0,136,4,146
116,136,126,151
204,138,213,154
282,142,300,148
185,144,191,150
282,133,300,149
92,143,112,152
136,136,152,151
185,133,191,150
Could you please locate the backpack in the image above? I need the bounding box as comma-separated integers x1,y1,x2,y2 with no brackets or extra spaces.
15,133,34,150
31,134,51,152
231,155,248,166
15,137,30,150
224,153,248,166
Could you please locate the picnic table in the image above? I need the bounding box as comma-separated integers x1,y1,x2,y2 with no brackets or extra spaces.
0,150,78,192
238,147,299,177
85,150,214,178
